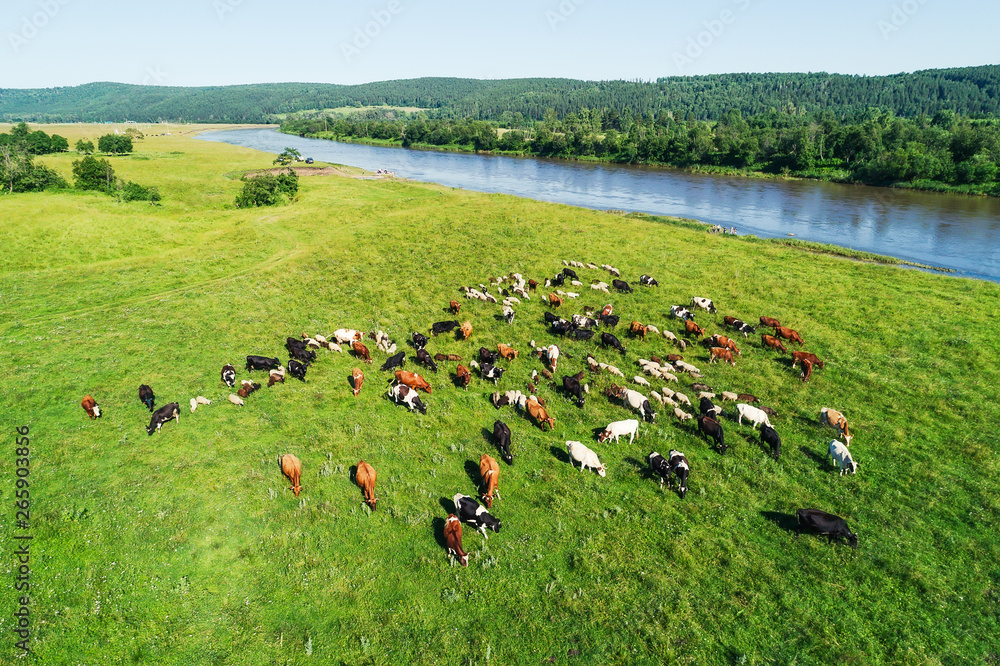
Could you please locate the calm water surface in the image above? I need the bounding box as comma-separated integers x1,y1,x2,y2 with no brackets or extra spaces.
199,128,1000,282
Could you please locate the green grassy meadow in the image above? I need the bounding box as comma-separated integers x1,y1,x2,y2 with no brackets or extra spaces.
2,126,999,664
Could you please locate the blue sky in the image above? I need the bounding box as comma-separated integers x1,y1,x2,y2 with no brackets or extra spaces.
3,0,997,88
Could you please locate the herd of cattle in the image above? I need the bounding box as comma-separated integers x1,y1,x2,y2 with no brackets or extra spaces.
79,261,860,563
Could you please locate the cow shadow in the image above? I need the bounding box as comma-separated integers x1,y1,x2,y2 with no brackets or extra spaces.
480,427,494,445
431,516,448,549
799,445,827,468
438,496,456,514
348,464,358,486
590,426,607,442
741,432,768,456
463,459,481,488
549,445,570,464
623,456,649,478
760,510,798,534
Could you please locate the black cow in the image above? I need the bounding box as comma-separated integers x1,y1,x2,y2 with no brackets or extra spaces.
411,332,429,350
493,420,513,465
478,347,499,365
453,494,502,537
562,374,585,407
415,348,438,373
699,396,722,418
431,321,461,336
480,362,504,385
697,415,726,453
550,273,565,287
667,450,690,499
761,424,781,461
138,384,155,412
288,359,308,381
612,279,632,293
543,311,559,324
600,332,626,355
146,402,179,436
639,275,659,287
550,319,573,336
221,364,236,387
567,328,594,340
647,451,671,488
285,337,316,364
381,351,406,372
796,508,858,548
562,267,578,280
246,356,280,372
598,314,620,328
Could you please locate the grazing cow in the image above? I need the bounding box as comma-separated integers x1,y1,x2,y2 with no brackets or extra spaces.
351,341,372,364
612,279,632,293
828,439,857,475
572,314,598,329
380,351,406,372
268,369,285,387
691,297,717,313
350,367,364,396
673,408,693,420
685,320,706,338
443,514,469,567
710,347,736,366
221,364,236,387
492,421,513,465
567,329,594,341
456,365,472,389
667,450,690,498
699,396,722,418
459,321,473,340
550,273,565,287
639,274,659,287
600,304,613,317
775,326,804,345
478,347,499,365
799,358,815,382
525,398,555,431
388,382,427,414
601,332,626,355
629,321,648,340
480,362,505,385
285,337,316,364
395,370,432,393
697,415,726,453
737,403,772,429
562,267,579,280
246,355,280,372
502,306,515,324
479,454,501,508
820,408,853,445
760,316,781,329
415,348,438,373
598,418,639,444
710,335,741,356
280,453,302,497
138,384,155,412
796,508,858,548
546,344,560,372
228,394,244,406
548,293,563,308
528,278,539,291
412,332,429,350
496,344,519,361
737,393,760,404
724,318,756,337
450,299,461,314
567,440,606,476
614,386,654,422
288,359,308,381
431,320,461,336
453,494,502,538
238,380,262,397
670,305,695,321
146,402,179,435
720,391,738,402
189,397,199,413
761,424,781,460
81,395,101,419
761,334,788,352
355,460,377,510
648,451,671,488
333,328,364,345
562,374,585,407
791,351,824,370
435,353,462,362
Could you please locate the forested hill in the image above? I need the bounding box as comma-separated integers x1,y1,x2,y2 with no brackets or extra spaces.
3,65,1000,123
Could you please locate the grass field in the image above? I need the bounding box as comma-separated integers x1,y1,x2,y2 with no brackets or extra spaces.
2,126,999,664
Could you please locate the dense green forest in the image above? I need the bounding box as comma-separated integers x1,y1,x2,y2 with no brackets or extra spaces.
3,66,1000,123
282,107,1000,195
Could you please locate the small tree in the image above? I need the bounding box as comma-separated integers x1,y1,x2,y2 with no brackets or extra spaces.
50,134,69,152
75,139,95,154
72,156,116,192
98,134,133,155
235,174,281,208
273,147,301,166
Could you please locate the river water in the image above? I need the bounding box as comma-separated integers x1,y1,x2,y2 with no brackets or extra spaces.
198,128,1000,282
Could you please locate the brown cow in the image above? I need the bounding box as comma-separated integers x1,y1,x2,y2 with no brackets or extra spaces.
600,304,613,316
280,454,302,497
479,454,500,509
685,320,705,338
711,334,741,356
737,393,760,404
434,353,462,361
450,300,461,314
629,321,648,340
444,514,469,567
666,353,684,362
81,395,101,419
350,367,364,396
709,347,736,366
799,358,815,382
459,321,472,340
456,365,472,389
497,343,519,360
775,326,804,345
355,460,377,510
525,398,555,431
820,407,853,445
528,279,538,291
760,316,781,329
352,340,372,363
396,370,432,393
548,293,562,308
761,334,788,352
791,351,825,370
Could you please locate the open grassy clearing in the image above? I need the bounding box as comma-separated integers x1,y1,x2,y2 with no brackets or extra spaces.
1,128,999,664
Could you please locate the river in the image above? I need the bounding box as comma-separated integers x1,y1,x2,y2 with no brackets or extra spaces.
198,128,1000,282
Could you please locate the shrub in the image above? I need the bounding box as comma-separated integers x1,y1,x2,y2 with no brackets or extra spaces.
235,170,298,208
119,181,161,203
72,156,116,192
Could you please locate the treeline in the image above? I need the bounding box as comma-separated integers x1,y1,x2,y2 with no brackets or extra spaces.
282,107,1000,194
0,122,68,193
4,66,1000,123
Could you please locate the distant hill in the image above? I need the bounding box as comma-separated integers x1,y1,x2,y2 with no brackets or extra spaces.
2,66,999,123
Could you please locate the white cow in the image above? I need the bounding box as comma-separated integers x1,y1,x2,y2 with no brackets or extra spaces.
737,403,772,429
566,441,606,477
546,344,560,371
827,440,858,475
632,375,651,387
598,419,639,444
619,388,655,422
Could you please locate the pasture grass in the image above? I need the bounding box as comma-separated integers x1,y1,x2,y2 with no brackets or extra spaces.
1,126,999,664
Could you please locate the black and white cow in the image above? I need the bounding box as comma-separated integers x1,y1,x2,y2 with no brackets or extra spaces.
245,356,280,373
146,402,180,436
601,332,626,355
415,348,438,373
221,364,236,387
699,396,722,418
288,359,308,381
138,384,155,412
380,351,406,372
411,331,429,350
670,305,696,321
667,449,690,498
611,279,632,293
761,424,781,461
430,321,461,336
480,362,504,385
453,494,502,538
571,314,598,329
493,420,513,465
648,451,671,488
639,275,659,287
691,297,717,313
388,383,426,414
796,508,858,548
